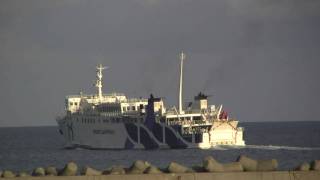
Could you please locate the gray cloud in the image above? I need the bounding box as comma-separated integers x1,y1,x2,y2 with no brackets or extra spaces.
0,0,320,126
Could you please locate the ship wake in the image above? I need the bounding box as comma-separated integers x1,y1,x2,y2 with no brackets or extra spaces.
217,145,320,151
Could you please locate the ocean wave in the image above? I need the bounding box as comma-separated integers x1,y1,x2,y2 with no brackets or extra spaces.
217,145,320,151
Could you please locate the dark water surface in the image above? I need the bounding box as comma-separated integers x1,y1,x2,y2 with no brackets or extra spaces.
0,121,319,171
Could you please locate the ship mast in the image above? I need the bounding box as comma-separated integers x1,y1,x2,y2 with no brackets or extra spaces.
95,64,106,101
179,51,186,114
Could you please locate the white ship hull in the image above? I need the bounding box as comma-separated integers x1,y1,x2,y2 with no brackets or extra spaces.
57,118,141,149
57,115,245,150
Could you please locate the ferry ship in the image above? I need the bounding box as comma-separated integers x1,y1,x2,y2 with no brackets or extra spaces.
56,52,245,149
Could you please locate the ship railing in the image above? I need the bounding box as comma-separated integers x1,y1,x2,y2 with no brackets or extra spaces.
100,112,123,117
125,98,148,103
66,93,126,98
103,93,126,96
184,109,203,114
166,119,215,126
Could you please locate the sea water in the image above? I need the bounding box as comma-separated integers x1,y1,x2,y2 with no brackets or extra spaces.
0,121,319,171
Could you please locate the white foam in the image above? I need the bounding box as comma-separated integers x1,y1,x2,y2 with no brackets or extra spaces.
220,145,320,151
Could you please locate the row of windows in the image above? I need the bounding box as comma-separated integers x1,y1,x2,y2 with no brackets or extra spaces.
68,103,145,109
214,141,234,145
167,116,202,121
122,105,146,112
75,117,142,124
98,106,120,112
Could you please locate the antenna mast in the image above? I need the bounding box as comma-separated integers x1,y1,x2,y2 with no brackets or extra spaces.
95,64,106,101
179,51,186,114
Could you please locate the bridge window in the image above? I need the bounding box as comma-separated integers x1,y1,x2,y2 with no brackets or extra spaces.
193,116,201,120
74,102,78,106
132,106,136,111
70,102,73,106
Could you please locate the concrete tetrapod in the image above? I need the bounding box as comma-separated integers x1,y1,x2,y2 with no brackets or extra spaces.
203,156,243,172
203,156,224,172
108,166,126,175
237,155,258,171
18,171,30,177
45,166,58,176
296,162,311,171
32,167,46,176
223,162,244,172
237,155,278,171
2,170,16,178
59,162,78,176
311,160,320,171
127,160,151,174
257,159,278,171
167,162,194,173
81,166,102,176
144,166,163,174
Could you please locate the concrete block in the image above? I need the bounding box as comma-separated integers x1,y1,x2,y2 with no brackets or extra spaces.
237,155,258,171
109,166,126,175
311,160,320,171
145,166,163,174
81,166,102,176
195,171,293,180
203,156,224,172
296,162,310,171
261,171,291,180
172,173,195,180
32,167,46,176
168,162,192,173
46,166,58,176
17,171,30,177
257,159,278,171
108,174,181,180
223,162,244,172
195,172,260,180
2,170,16,178
127,160,151,174
0,171,319,180
291,171,320,180
59,162,78,176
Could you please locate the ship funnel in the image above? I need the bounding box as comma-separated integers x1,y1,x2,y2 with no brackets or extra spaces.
178,51,186,114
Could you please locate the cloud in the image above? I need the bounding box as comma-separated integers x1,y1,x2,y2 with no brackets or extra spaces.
0,0,320,126
226,0,320,19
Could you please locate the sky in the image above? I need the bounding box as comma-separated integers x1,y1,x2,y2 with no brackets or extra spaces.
0,0,320,127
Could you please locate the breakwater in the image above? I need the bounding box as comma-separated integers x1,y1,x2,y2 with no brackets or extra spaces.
1,155,319,179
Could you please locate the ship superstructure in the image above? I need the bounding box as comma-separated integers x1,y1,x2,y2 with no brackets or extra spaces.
57,54,245,149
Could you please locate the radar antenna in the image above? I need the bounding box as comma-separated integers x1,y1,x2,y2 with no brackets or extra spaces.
95,64,108,101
